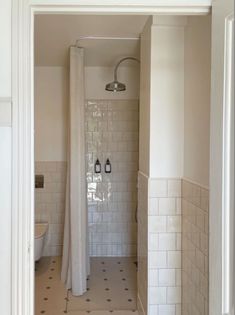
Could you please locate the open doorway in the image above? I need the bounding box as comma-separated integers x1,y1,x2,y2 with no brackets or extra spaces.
34,14,145,314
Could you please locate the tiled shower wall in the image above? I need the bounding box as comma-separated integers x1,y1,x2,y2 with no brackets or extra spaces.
182,179,209,315
148,178,182,315
35,161,67,256
137,172,148,315
85,99,139,257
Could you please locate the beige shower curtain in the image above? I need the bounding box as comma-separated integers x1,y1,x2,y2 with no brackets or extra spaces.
61,46,89,296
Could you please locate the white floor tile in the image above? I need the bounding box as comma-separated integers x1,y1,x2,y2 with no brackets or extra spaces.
35,256,138,314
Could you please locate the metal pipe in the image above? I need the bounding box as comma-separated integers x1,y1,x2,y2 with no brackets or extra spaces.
76,36,140,46
113,57,140,81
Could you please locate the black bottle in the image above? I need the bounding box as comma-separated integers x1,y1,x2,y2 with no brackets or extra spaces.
105,159,111,173
94,159,101,173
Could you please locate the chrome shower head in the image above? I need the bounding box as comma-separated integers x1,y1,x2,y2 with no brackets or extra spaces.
105,80,126,92
105,57,140,92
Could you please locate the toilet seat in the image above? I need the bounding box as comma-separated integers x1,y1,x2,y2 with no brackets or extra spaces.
35,223,48,239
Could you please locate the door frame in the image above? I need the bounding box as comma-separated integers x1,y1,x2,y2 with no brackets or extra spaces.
11,1,211,315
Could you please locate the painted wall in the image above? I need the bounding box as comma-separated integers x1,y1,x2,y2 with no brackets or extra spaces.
150,18,185,178
85,66,140,100
184,16,211,187
0,1,12,313
139,17,152,176
34,67,69,162
0,0,11,97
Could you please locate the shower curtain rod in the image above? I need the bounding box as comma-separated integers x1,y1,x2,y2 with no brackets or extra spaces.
76,36,140,45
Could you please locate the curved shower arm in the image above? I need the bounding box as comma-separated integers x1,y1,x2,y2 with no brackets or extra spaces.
114,57,140,81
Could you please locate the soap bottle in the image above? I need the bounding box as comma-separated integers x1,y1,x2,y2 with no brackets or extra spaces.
94,159,101,173
105,158,111,173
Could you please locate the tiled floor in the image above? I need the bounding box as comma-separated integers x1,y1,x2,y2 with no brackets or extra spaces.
35,256,138,315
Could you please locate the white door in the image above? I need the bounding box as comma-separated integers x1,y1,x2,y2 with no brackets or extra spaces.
210,0,234,315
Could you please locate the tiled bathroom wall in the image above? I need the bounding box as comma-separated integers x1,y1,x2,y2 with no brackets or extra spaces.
85,99,139,257
137,172,148,315
35,161,67,256
148,178,182,315
182,179,209,315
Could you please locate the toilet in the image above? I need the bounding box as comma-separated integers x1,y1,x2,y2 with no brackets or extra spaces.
35,223,48,261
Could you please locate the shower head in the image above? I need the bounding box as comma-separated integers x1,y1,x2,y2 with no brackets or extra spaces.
105,57,140,92
105,80,126,92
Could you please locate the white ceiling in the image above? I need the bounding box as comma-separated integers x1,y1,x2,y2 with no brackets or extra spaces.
34,15,149,67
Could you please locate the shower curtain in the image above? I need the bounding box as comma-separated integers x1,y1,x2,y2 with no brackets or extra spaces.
61,46,89,296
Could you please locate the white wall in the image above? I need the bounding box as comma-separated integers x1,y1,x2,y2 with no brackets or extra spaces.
85,66,140,100
184,16,211,187
35,67,69,161
139,17,152,176
150,20,185,178
0,0,11,97
0,1,12,313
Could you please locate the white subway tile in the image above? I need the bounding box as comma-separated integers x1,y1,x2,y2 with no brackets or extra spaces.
150,179,168,198
158,269,176,286
168,179,181,197
149,287,167,305
158,233,177,251
159,198,176,215
158,305,175,315
149,216,167,233
149,251,167,269
149,234,159,251
149,305,159,315
168,251,181,269
149,269,159,287
149,198,159,215
167,216,181,232
167,287,181,304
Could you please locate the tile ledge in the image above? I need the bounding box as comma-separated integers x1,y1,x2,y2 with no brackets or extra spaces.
182,177,209,190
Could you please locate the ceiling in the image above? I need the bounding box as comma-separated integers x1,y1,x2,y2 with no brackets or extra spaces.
34,15,149,67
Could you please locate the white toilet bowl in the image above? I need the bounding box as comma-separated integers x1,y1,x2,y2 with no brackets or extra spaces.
35,223,48,261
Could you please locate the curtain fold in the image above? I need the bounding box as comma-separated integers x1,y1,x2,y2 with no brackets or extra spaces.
61,46,89,296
